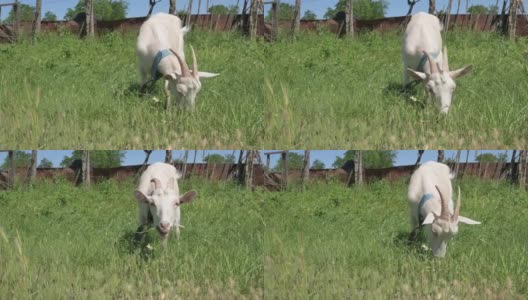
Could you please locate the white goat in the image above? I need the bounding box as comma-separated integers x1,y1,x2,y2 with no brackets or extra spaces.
134,162,197,244
407,161,480,257
136,13,219,110
402,12,472,114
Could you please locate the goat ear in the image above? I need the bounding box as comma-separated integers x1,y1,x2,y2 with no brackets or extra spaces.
134,190,151,204
407,68,427,81
450,65,472,79
457,216,481,225
196,71,219,79
422,213,435,225
180,190,197,204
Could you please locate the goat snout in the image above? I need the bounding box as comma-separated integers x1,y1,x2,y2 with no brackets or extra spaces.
159,222,171,233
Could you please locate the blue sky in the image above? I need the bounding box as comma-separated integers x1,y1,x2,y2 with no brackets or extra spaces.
0,0,505,21
0,150,514,169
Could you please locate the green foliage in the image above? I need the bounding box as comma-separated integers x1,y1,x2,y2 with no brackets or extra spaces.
273,152,304,171
0,180,263,298
332,151,395,169
264,179,528,298
5,4,35,23
311,159,325,170
475,152,508,163
59,151,124,168
38,158,53,168
43,11,58,21
0,151,31,169
64,0,128,21
0,31,262,148
324,0,387,20
302,10,317,21
208,4,239,15
266,3,295,21
467,4,498,15
203,153,236,164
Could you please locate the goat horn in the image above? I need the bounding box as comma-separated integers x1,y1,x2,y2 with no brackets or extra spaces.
435,185,450,220
443,46,449,72
452,186,461,223
423,51,438,74
166,177,175,190
151,178,162,190
169,49,191,78
190,45,198,78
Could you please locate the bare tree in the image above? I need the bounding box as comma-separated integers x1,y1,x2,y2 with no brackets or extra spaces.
354,151,363,185
291,0,301,38
165,150,172,163
82,151,91,186
413,150,425,171
429,0,435,14
301,150,310,190
169,0,176,14
346,0,354,37
28,150,37,184
32,0,42,42
8,151,15,188
147,0,162,18
86,0,95,37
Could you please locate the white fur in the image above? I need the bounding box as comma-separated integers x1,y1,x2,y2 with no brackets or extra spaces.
134,162,196,244
402,12,472,114
407,161,480,257
136,13,218,110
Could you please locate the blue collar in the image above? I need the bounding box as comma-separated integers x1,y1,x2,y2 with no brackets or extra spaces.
416,51,440,72
418,193,434,224
151,49,172,82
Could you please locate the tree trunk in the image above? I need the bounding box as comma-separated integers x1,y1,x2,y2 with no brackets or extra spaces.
510,150,518,183
437,150,445,163
245,151,254,189
290,0,301,39
519,150,527,190
182,150,189,178
32,0,42,42
354,151,363,185
13,1,19,42
8,151,15,188
86,0,95,37
413,150,424,171
164,150,172,163
271,1,279,40
445,0,453,31
28,150,37,184
186,0,194,26
453,150,461,178
237,150,245,185
82,151,91,186
346,0,354,37
169,0,176,14
508,0,519,39
301,150,310,191
429,0,435,14
281,151,288,190
249,0,259,40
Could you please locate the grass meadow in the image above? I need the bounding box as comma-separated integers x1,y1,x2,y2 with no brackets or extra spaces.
0,30,263,149
264,30,528,148
264,178,528,298
0,179,263,298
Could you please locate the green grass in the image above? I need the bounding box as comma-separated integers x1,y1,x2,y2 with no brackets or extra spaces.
264,178,528,298
264,30,528,148
0,31,263,149
0,179,263,298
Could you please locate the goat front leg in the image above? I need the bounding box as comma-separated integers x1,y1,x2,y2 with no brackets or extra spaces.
164,80,171,110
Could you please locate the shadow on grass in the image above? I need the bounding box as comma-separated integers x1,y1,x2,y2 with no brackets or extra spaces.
116,227,158,261
383,81,426,111
393,230,431,259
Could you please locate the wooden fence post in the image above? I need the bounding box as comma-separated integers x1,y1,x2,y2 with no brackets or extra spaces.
281,151,288,190
290,0,300,39
272,0,278,40
301,150,310,191
13,1,19,42
519,150,527,190
245,150,254,189
508,0,519,39
85,0,95,37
